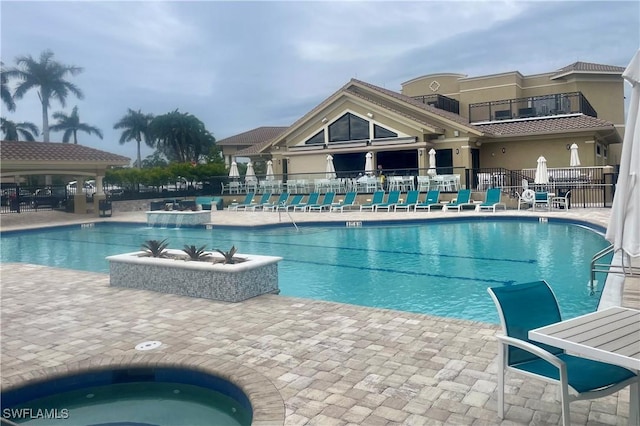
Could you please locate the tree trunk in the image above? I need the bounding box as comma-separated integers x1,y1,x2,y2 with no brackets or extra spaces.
136,139,142,168
42,102,49,142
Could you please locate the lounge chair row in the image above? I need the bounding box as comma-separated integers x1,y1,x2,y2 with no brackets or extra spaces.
228,188,507,212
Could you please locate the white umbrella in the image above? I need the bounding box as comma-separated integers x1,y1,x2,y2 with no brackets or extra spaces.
326,155,337,179
534,156,549,184
266,160,275,181
364,152,374,176
427,148,437,177
606,49,640,258
569,143,581,167
228,161,240,179
245,161,256,181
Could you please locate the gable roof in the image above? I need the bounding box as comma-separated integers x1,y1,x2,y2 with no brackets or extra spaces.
473,114,619,139
1,141,130,163
216,126,287,147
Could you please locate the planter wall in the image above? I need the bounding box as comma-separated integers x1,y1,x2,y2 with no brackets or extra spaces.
107,250,282,302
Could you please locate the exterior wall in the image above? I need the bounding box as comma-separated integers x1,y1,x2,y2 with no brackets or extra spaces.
478,137,598,170
400,74,465,99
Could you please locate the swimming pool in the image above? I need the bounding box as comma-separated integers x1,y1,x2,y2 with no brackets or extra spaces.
0,218,610,323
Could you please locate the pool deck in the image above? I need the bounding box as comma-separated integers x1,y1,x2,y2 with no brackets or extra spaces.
1,208,638,425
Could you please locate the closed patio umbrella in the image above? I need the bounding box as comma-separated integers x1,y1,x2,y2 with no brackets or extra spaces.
245,161,256,181
534,156,549,185
364,152,374,176
606,49,640,258
428,148,437,177
569,143,581,167
326,155,337,179
266,160,275,181
228,161,240,179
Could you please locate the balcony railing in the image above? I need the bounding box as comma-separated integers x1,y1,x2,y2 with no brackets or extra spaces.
411,94,460,115
469,92,597,123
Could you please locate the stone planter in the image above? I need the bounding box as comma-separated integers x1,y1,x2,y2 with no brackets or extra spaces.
107,250,282,302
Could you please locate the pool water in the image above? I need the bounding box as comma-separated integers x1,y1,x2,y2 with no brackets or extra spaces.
5,381,251,425
0,220,610,323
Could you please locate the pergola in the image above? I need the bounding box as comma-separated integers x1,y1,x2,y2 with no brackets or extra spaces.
0,141,130,214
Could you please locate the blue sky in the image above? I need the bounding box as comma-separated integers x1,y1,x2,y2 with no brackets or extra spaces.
1,1,638,164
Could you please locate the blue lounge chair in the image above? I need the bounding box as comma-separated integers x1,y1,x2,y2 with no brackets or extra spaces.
335,191,358,212
360,191,385,212
246,193,272,211
229,192,255,211
444,189,474,212
476,188,507,212
393,190,420,212
276,194,304,211
306,192,336,212
262,192,290,212
292,193,320,212
487,281,638,426
414,190,441,211
374,190,401,212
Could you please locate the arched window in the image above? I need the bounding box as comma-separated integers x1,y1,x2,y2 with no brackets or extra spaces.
328,113,369,142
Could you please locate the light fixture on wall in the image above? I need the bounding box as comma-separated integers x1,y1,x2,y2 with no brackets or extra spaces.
501,147,506,154
475,141,482,147
566,144,571,150
455,148,460,155
321,117,328,123
367,112,374,118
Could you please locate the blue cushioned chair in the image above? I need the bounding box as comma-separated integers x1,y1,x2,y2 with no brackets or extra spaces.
487,281,637,426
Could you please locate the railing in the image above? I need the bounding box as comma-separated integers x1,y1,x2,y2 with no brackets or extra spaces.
590,244,640,294
469,92,597,123
410,94,460,115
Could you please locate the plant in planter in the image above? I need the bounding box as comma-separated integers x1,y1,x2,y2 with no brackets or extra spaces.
183,244,210,261
214,245,246,264
142,239,169,258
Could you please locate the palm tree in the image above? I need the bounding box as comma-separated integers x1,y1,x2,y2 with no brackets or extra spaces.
7,50,83,142
113,108,154,168
1,62,16,112
1,117,39,141
50,105,103,144
150,110,215,163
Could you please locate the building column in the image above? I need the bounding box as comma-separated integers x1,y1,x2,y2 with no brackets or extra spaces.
93,175,106,216
73,177,87,214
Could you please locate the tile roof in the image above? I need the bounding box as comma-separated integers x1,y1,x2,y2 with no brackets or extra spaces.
552,61,626,79
216,126,288,146
348,79,476,130
0,141,130,163
472,114,616,137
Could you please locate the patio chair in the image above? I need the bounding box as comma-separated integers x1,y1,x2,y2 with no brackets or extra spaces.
414,190,442,211
517,189,536,210
306,192,336,212
374,190,401,212
360,191,385,211
475,188,507,212
262,192,290,212
487,281,638,426
551,189,571,210
532,191,551,211
292,192,320,212
229,192,255,211
443,189,474,212
394,190,420,212
334,191,358,212
276,194,304,212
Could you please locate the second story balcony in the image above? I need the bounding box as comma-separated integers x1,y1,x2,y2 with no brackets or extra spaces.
411,94,460,115
469,92,597,124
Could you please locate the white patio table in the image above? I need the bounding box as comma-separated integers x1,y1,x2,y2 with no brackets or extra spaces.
529,306,640,424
